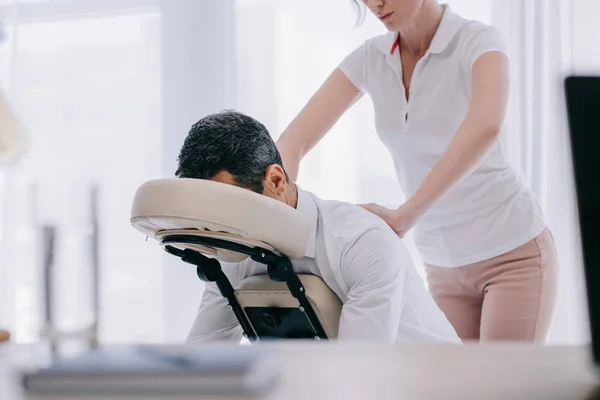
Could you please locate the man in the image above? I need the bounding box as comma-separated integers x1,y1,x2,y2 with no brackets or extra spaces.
177,110,460,344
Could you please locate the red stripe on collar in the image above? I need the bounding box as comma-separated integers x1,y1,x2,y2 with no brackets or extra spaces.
390,37,399,54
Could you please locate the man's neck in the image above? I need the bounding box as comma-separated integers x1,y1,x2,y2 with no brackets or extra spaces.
286,182,299,209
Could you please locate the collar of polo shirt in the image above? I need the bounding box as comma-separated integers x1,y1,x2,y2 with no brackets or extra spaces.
382,5,465,56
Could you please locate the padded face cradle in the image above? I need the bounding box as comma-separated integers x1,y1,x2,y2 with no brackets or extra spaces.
130,178,310,262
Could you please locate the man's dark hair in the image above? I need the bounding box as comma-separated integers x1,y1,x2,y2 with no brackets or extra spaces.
175,110,288,193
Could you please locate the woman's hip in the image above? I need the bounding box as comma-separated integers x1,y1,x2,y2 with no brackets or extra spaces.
424,228,558,293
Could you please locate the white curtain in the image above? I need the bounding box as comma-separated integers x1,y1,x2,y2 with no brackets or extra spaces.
492,0,597,345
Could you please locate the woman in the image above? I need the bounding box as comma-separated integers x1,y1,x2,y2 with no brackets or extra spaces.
276,0,558,342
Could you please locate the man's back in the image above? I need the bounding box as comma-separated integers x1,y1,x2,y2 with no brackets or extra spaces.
186,188,460,344
299,190,460,343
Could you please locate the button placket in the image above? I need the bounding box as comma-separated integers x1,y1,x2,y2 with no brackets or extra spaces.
406,54,431,125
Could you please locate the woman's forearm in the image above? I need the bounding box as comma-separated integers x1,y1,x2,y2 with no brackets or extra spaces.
277,132,305,182
405,52,509,217
406,122,501,215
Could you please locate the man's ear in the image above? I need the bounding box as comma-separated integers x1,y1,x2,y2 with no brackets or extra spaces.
263,164,287,198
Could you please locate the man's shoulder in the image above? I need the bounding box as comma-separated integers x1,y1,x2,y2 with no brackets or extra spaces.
308,192,402,249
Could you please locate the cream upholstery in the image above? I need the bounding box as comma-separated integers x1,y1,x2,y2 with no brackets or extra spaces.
235,275,342,339
130,178,309,261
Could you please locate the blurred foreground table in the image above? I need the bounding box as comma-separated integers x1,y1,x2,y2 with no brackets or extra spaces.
2,342,600,400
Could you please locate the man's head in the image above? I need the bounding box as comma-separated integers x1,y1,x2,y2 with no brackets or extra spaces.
176,110,296,205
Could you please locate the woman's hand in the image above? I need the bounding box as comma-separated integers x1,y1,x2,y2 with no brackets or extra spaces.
360,202,421,238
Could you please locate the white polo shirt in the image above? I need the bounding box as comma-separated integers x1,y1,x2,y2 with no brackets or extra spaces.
338,5,546,267
186,187,461,344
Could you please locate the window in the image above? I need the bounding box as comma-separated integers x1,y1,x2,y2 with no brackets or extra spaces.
0,5,163,343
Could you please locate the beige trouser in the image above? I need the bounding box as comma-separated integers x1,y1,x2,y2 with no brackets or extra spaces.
424,229,558,342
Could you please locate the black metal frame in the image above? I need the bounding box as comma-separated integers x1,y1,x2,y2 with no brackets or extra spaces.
161,234,328,341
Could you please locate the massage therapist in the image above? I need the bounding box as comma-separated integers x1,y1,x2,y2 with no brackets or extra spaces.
276,0,558,342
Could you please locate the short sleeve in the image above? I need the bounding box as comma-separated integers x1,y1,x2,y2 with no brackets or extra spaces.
338,41,369,94
463,25,508,72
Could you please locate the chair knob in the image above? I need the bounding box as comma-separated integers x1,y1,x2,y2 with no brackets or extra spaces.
0,330,10,343
261,312,281,330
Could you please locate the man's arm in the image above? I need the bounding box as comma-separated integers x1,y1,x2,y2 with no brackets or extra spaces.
185,281,243,344
338,228,413,342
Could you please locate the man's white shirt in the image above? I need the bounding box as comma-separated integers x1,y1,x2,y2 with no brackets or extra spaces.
186,188,461,344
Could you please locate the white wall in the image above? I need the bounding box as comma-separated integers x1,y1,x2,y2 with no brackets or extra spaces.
571,0,600,74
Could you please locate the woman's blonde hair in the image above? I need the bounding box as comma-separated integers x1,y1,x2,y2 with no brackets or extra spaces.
351,0,367,26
